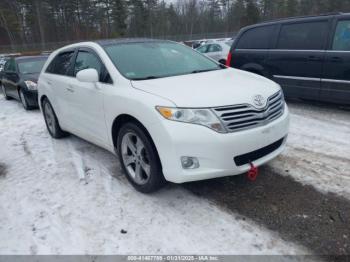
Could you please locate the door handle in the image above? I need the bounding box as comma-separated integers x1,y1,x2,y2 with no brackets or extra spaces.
330,56,342,63
308,56,322,61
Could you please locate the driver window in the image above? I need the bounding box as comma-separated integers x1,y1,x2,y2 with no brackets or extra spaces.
197,45,209,53
209,44,222,52
74,51,112,84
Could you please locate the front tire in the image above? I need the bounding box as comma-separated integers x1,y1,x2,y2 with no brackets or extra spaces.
19,88,32,110
42,98,68,139
1,84,10,100
117,122,166,193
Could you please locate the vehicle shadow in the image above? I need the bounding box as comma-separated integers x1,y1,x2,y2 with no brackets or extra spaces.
0,163,6,178
184,165,350,256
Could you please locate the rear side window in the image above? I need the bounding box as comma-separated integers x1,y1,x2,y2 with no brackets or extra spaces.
277,21,328,50
332,20,350,51
46,51,75,75
236,26,275,49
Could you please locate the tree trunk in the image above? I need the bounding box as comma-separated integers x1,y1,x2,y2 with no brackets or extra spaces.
0,9,15,49
35,0,45,49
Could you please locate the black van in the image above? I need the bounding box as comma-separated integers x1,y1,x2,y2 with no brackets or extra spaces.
227,13,350,105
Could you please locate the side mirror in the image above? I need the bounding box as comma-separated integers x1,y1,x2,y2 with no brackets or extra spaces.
76,68,99,83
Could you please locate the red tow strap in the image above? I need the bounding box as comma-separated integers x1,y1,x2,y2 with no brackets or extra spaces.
247,162,259,181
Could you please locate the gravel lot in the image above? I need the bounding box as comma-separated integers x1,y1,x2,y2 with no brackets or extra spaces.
0,94,349,257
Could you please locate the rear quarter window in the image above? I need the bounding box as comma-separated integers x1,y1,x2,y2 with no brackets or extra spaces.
236,25,275,49
332,20,350,51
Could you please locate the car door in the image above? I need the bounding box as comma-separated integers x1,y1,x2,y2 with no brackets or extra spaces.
67,48,111,146
3,59,19,98
43,50,77,129
266,18,331,100
321,17,350,104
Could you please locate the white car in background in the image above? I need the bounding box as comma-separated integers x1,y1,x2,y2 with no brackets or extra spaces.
196,41,231,64
38,39,289,193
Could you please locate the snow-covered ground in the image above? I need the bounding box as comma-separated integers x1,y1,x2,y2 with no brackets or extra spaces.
0,94,349,255
0,95,307,255
270,102,350,199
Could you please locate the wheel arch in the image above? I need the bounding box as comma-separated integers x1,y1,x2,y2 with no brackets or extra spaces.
17,84,25,98
112,114,153,149
218,59,226,65
111,114,163,169
39,94,48,108
241,63,269,77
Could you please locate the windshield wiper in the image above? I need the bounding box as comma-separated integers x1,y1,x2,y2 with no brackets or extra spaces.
191,68,219,74
132,76,160,80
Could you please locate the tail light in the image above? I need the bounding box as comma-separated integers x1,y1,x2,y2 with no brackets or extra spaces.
226,52,232,67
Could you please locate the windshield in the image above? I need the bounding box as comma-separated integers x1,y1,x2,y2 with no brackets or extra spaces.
104,41,223,80
18,58,47,74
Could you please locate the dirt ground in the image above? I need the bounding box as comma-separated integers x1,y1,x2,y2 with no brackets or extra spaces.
185,165,350,255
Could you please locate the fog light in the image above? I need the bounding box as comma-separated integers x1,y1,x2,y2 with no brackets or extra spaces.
181,156,199,169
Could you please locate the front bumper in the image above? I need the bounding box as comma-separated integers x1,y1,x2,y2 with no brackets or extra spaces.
149,104,290,183
23,89,38,107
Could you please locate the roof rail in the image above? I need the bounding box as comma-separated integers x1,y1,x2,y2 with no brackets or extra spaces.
259,12,344,24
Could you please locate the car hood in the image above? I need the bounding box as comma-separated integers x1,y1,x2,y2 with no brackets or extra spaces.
22,73,39,82
131,68,280,108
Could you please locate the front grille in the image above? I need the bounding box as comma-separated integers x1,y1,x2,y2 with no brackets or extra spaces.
213,91,284,132
234,137,285,166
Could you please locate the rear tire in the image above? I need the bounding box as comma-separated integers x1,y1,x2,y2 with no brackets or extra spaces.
42,98,68,139
246,69,264,77
1,84,10,100
117,122,166,193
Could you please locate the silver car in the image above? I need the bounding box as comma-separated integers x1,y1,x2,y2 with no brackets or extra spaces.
196,42,231,64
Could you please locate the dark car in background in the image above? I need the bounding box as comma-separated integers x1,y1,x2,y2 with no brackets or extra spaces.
227,13,350,105
0,56,10,85
1,56,48,110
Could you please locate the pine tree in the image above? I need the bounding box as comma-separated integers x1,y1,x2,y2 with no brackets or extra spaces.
111,0,127,37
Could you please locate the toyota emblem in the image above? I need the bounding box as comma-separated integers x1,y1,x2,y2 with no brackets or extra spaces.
253,95,265,107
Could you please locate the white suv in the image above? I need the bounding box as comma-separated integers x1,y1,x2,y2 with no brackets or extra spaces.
38,39,289,193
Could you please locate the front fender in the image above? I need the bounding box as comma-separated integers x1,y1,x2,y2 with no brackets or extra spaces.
104,85,175,152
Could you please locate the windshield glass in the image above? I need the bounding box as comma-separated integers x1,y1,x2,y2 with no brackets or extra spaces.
18,58,47,74
104,42,222,80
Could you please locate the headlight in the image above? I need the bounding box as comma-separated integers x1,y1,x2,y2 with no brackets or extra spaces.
156,106,226,133
24,80,37,90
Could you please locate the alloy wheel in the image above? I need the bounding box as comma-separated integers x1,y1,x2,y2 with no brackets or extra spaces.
19,89,28,109
44,102,55,134
121,132,151,185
